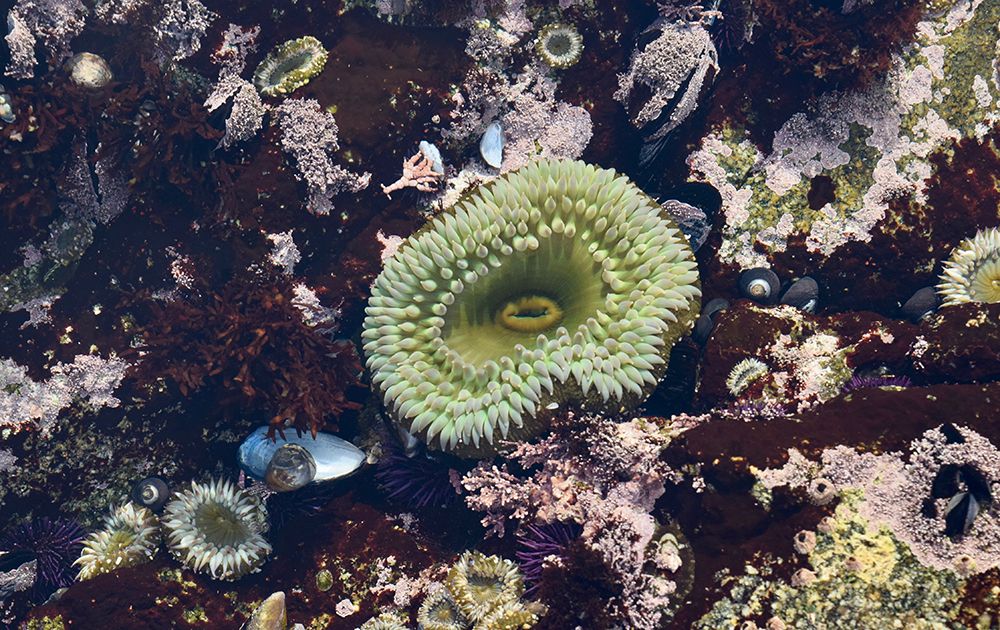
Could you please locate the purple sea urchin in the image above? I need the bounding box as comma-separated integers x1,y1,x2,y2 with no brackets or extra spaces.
75,503,160,580
362,159,701,457
0,517,84,601
842,373,913,393
937,227,1000,306
375,445,460,509
515,522,581,595
535,24,584,69
161,478,271,581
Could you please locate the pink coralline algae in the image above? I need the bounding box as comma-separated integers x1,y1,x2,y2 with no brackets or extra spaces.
95,0,215,63
460,413,691,629
821,425,1000,575
274,98,372,216
0,355,130,436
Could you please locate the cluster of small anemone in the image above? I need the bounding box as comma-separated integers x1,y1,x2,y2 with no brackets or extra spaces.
362,159,701,457
936,227,1000,306
415,551,541,629
162,478,271,581
253,36,328,97
75,503,160,580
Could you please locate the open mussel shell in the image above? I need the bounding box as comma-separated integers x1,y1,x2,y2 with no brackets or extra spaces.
692,298,729,345
238,426,366,489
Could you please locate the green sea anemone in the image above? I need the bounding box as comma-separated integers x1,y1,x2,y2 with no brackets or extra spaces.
417,589,468,630
535,23,584,69
75,503,160,580
726,358,769,396
445,551,525,623
161,478,271,581
363,159,700,457
253,36,328,97
937,227,1000,306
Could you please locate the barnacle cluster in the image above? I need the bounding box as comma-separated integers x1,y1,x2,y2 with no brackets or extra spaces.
75,503,161,580
535,23,583,69
936,227,1000,306
161,478,271,581
363,159,701,457
253,36,328,97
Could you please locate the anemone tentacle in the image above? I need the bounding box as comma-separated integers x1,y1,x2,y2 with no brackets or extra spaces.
75,503,161,580
363,159,700,457
535,23,584,69
937,227,1000,306
161,478,271,581
253,36,328,97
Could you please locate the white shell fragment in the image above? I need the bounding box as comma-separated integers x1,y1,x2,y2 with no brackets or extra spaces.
479,121,504,168
66,53,113,89
238,426,365,485
418,140,445,174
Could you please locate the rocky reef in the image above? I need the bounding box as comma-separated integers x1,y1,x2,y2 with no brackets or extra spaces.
1,0,998,628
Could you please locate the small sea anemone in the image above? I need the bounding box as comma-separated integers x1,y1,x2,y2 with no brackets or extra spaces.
417,589,468,629
726,358,769,396
937,227,1000,306
363,159,701,457
75,503,161,580
376,444,461,509
0,517,84,601
358,612,409,629
535,23,584,69
445,551,525,623
515,521,581,594
161,478,271,581
253,36,328,97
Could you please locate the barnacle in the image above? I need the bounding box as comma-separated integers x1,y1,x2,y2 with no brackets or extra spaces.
75,503,160,580
253,36,328,97
936,227,1000,306
417,589,468,630
535,23,584,69
161,478,271,581
726,358,769,396
445,551,525,623
363,159,701,457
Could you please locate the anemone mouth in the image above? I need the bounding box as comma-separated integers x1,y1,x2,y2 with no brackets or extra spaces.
363,159,700,456
417,590,466,629
937,227,1000,306
536,24,583,69
253,36,328,97
194,502,252,547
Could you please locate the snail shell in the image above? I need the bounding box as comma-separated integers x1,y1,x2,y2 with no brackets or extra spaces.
738,268,781,304
130,477,170,512
780,276,819,312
